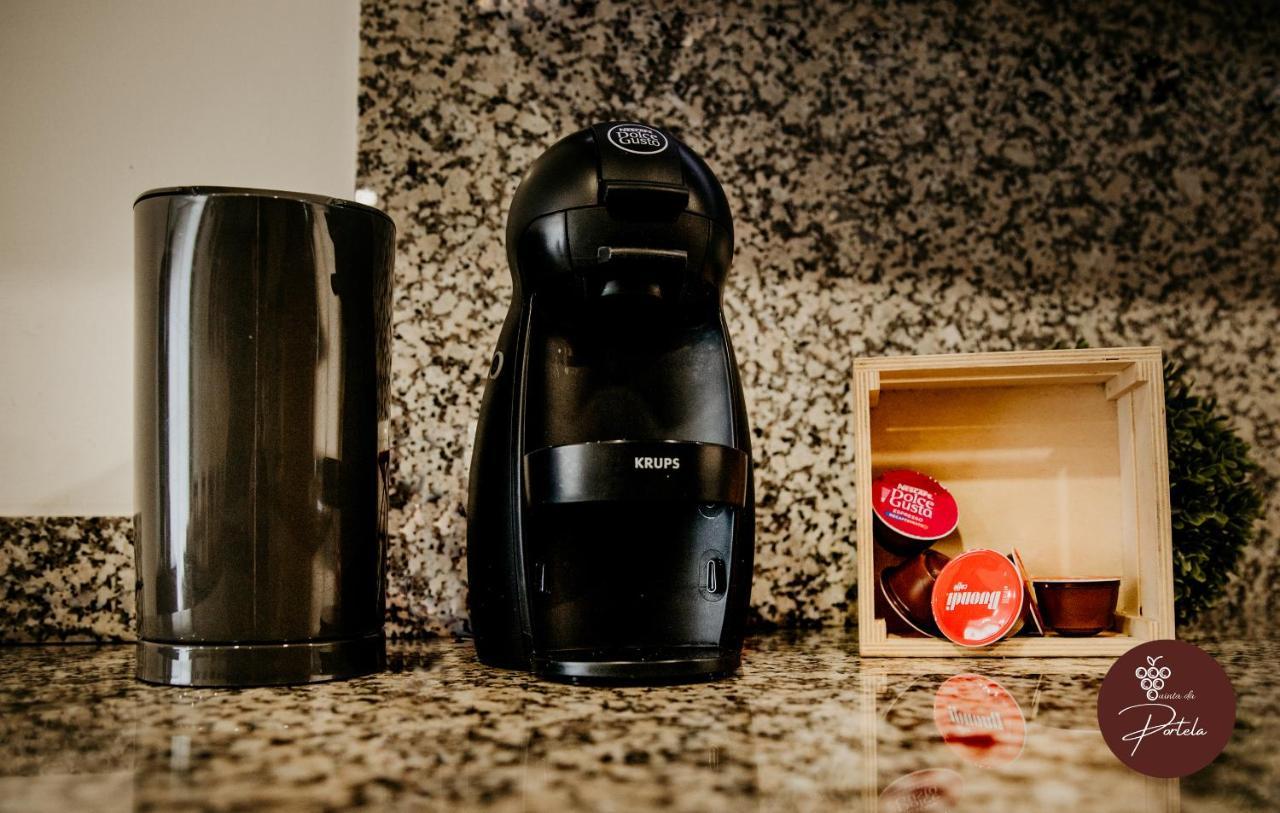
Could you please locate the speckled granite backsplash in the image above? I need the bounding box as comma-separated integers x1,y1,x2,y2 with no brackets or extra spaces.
3,1,1277,642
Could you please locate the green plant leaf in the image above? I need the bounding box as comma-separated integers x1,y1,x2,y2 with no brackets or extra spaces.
1162,358,1264,625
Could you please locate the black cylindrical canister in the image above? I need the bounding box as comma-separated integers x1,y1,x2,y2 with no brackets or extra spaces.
133,187,394,686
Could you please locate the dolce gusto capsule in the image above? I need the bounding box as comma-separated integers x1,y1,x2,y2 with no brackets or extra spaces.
931,549,1025,647
871,469,960,556
880,549,951,637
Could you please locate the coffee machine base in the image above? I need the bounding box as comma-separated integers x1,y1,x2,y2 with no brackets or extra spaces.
533,646,741,684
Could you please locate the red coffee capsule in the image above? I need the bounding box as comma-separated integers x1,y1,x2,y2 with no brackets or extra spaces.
1010,548,1045,637
871,469,960,556
931,549,1024,647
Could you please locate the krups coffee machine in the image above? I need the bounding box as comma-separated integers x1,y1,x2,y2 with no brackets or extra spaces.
467,122,754,682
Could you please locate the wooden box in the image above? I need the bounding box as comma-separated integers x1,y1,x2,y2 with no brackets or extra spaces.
853,347,1175,656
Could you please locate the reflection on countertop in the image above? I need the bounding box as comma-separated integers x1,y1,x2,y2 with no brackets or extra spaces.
0,631,1274,812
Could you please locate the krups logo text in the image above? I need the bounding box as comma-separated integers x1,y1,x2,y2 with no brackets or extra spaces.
634,456,681,470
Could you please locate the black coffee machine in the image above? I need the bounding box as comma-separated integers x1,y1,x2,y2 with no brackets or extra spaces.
467,122,754,683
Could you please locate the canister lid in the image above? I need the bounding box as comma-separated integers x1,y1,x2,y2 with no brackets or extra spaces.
871,469,959,541
931,549,1024,647
133,186,393,224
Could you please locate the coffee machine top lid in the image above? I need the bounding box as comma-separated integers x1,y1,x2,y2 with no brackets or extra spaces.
505,122,731,247
504,122,734,303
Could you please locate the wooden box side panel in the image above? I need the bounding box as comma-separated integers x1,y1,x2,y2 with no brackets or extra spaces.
855,347,1162,376
1130,355,1176,639
860,635,1140,658
853,368,880,651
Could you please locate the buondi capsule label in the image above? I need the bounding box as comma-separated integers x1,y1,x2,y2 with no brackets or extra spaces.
931,549,1025,647
871,469,960,541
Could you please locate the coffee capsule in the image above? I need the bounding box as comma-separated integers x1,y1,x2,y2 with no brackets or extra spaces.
871,469,959,557
931,549,1024,647
1009,548,1045,637
1033,578,1120,636
880,550,951,637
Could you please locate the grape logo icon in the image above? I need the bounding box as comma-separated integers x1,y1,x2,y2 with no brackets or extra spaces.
1135,656,1172,701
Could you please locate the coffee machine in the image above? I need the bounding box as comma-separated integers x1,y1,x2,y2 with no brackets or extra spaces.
467,122,755,682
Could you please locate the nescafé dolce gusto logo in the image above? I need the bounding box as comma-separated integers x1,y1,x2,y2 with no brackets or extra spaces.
606,123,669,155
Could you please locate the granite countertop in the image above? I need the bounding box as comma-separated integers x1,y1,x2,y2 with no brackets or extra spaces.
0,631,1274,812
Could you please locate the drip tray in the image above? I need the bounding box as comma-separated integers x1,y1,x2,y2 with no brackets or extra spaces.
527,501,735,655
535,645,740,684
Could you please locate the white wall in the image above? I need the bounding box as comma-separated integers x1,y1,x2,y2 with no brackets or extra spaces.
0,0,360,515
